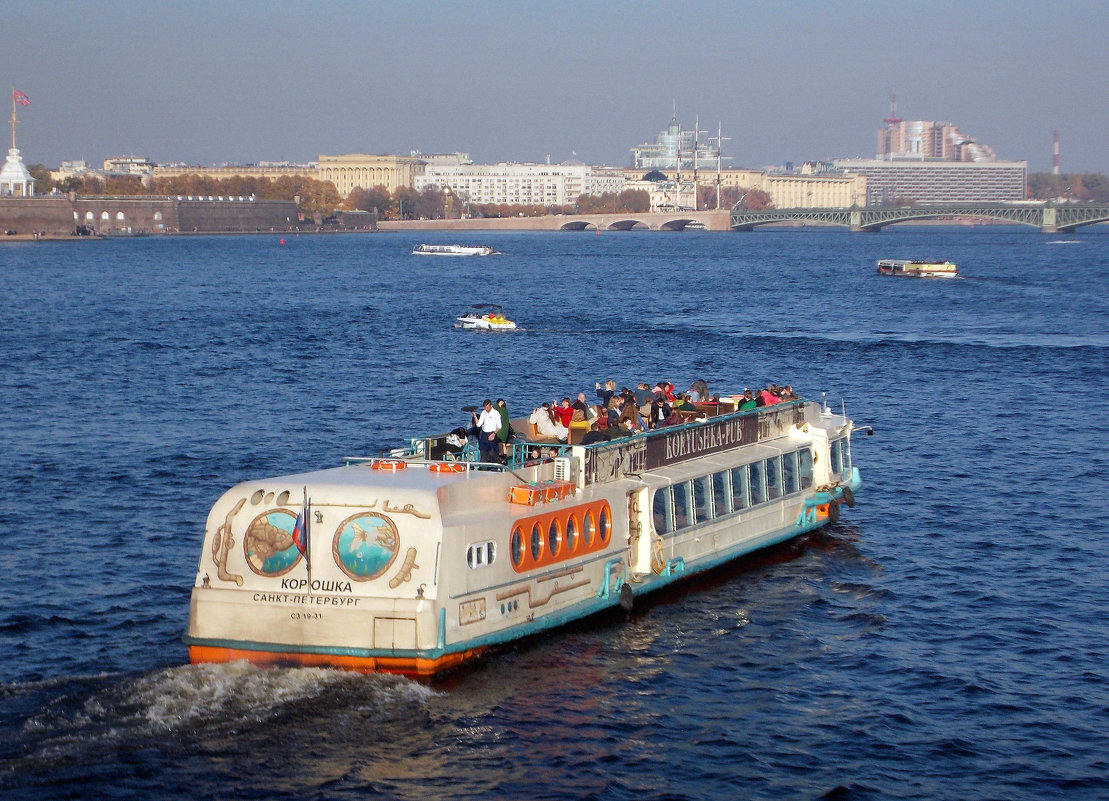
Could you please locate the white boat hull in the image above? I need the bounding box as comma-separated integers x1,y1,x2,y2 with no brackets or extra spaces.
184,399,861,677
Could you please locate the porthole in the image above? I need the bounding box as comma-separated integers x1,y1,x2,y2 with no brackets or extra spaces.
582,511,596,547
530,522,543,561
598,506,611,545
547,518,562,557
511,526,524,567
565,514,579,553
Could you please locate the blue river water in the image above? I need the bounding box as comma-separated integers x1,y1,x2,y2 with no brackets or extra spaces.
1,226,1107,800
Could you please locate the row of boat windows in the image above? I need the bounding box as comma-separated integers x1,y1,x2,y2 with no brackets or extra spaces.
653,447,819,534
465,441,851,567
510,503,613,571
466,502,614,571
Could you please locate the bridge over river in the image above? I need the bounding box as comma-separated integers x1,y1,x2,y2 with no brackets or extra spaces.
730,202,1109,233
378,203,1109,234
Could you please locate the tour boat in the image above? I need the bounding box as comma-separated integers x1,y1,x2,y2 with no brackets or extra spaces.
454,304,518,331
877,259,958,278
412,243,495,256
184,393,863,677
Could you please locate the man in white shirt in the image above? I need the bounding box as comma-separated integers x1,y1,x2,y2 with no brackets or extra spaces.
473,399,502,461
529,403,568,442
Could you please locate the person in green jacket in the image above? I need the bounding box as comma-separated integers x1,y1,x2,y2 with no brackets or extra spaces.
495,399,512,460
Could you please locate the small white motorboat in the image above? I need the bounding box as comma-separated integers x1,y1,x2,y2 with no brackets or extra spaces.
877,259,958,278
454,304,517,331
412,244,496,256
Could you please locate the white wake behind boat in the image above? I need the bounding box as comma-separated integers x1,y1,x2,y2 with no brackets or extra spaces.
454,304,517,331
412,244,496,256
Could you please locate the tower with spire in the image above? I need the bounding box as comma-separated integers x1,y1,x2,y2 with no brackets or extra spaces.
1,87,35,197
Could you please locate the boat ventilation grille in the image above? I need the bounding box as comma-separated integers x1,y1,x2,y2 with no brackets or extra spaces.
554,457,573,482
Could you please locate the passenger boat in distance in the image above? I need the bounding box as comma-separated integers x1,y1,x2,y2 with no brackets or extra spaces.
454,303,518,331
877,258,958,278
184,392,863,678
412,243,495,256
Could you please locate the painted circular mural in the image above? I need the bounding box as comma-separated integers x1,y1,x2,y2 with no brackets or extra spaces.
332,512,400,581
243,509,302,576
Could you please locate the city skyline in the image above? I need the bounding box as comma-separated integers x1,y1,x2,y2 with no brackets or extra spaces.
5,0,1107,174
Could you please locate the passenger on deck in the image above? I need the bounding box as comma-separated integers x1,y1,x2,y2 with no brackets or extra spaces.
444,427,469,456
496,399,512,443
473,399,502,461
647,396,671,429
552,397,574,428
634,382,653,407
619,403,646,433
779,385,798,401
605,397,622,427
658,407,686,427
759,385,782,405
738,390,758,411
494,399,512,461
687,379,710,402
530,403,568,442
595,379,617,407
606,419,632,438
571,393,593,422
673,393,698,412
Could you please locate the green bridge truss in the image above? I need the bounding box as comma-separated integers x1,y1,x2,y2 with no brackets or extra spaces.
730,202,1109,233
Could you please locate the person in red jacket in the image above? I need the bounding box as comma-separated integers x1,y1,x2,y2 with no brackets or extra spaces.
551,397,574,428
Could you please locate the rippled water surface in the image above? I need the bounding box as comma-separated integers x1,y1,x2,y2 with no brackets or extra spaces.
2,227,1108,800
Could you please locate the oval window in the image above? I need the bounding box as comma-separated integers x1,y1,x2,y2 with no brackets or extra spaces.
511,526,524,567
598,505,611,545
582,511,596,548
548,518,562,557
565,514,579,553
530,522,543,561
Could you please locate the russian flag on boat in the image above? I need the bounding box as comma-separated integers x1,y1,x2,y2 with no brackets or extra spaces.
292,490,309,559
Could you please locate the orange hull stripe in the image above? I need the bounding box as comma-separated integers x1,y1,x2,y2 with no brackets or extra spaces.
188,644,484,678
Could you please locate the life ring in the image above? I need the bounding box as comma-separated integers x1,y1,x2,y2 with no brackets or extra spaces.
372,460,407,470
842,486,856,508
429,462,465,473
827,499,841,524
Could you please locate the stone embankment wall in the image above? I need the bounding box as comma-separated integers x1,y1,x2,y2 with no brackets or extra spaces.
0,196,299,236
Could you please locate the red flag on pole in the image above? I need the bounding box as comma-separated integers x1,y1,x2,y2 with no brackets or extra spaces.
13,90,30,106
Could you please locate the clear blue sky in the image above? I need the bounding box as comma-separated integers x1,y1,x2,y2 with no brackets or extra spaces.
6,0,1106,173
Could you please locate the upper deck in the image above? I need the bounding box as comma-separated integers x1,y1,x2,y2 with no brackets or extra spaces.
368,398,847,490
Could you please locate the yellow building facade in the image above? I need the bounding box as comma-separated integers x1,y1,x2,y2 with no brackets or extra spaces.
316,154,425,198
715,169,867,208
151,155,426,200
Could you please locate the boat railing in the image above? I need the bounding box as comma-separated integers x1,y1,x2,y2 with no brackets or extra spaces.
358,398,818,483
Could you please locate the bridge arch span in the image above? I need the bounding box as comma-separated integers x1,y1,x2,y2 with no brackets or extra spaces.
605,218,651,231
558,220,596,231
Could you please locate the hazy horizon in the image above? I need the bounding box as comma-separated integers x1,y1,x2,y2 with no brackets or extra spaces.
6,0,1107,174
